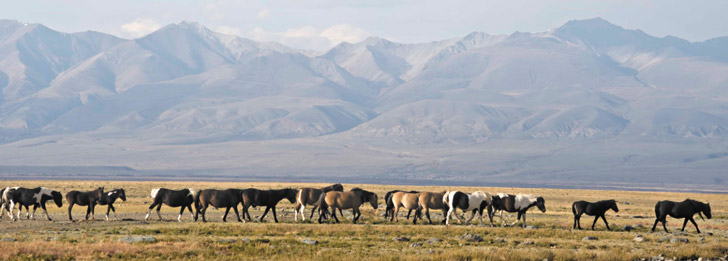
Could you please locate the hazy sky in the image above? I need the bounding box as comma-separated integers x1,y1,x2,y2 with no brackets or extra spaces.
2,0,727,51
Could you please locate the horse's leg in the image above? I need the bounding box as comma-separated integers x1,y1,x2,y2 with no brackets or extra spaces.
111,204,118,220
466,209,477,225
521,212,528,227
599,215,610,230
156,204,163,221
272,207,279,223
201,204,209,222
392,204,400,222
187,205,195,220
222,207,231,222
332,207,340,223
178,206,185,222
651,217,659,232
406,209,412,220
260,206,271,222
145,202,157,221
689,217,701,233
574,213,580,229
30,204,37,219
445,206,456,225
681,218,689,231
106,205,112,221
41,202,52,221
352,207,359,224
233,205,242,222
512,211,522,227
425,208,433,224
85,205,92,221
662,218,669,233
68,202,75,221
591,215,599,230
309,205,317,220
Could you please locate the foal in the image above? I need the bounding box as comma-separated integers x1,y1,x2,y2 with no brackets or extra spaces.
652,199,711,233
98,188,126,221
241,188,298,223
66,187,105,221
572,199,619,230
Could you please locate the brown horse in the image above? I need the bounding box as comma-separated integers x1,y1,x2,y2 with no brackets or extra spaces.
318,188,378,224
390,191,421,224
417,191,449,224
294,183,344,221
66,187,105,221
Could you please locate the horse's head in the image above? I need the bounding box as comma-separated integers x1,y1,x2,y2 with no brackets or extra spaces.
702,202,712,219
117,188,127,201
609,200,619,213
51,191,63,207
333,183,344,192
368,191,379,209
284,188,297,204
535,197,546,213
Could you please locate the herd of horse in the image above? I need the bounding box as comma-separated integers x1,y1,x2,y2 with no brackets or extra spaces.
0,184,714,234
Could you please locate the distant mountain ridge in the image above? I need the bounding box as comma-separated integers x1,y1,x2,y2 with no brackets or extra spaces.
0,18,726,189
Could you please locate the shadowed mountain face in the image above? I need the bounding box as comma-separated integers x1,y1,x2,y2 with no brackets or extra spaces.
0,18,726,189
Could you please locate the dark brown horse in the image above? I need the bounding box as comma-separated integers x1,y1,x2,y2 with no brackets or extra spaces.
195,189,244,222
66,187,105,221
572,200,619,230
242,188,298,223
146,188,197,222
98,188,126,221
652,199,711,233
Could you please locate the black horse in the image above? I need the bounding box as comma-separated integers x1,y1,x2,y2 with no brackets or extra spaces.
146,188,197,222
241,188,298,223
572,200,619,230
652,199,712,233
384,190,419,219
98,188,126,221
195,189,244,222
3,187,63,221
66,187,105,221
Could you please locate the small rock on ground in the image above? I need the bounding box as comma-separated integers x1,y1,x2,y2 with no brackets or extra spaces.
300,239,318,245
670,238,689,243
217,238,237,243
460,233,483,242
410,242,423,248
582,236,598,241
623,225,635,232
393,236,410,242
634,235,648,242
425,238,442,244
118,235,157,243
658,236,672,243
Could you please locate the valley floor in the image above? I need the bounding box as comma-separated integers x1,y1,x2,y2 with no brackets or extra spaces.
1,180,727,260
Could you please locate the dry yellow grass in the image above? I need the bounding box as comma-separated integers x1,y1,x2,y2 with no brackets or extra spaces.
0,180,727,260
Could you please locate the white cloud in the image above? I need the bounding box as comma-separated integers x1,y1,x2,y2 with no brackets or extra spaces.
243,24,370,51
120,18,161,38
257,9,270,19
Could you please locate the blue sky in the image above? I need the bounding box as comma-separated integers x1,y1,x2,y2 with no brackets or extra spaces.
2,0,727,51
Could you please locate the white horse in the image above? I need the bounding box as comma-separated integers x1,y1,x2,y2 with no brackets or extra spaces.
443,191,493,225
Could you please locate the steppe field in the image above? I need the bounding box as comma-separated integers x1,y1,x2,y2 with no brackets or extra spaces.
0,180,727,260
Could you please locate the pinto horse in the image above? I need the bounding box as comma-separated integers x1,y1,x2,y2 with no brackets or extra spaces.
443,191,494,226
241,188,298,223
294,183,343,221
492,193,546,227
195,189,244,222
146,188,197,222
66,187,105,221
3,187,63,221
572,200,619,230
384,190,419,220
98,188,126,221
652,199,711,233
319,188,378,224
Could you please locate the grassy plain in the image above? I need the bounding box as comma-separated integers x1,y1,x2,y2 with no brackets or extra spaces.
0,180,727,260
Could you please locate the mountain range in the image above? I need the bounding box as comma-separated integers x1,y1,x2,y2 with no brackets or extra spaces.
1,18,726,191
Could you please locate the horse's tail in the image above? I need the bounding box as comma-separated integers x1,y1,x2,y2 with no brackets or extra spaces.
150,188,160,199
194,190,202,211
571,202,577,215
318,192,329,217
654,201,661,217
